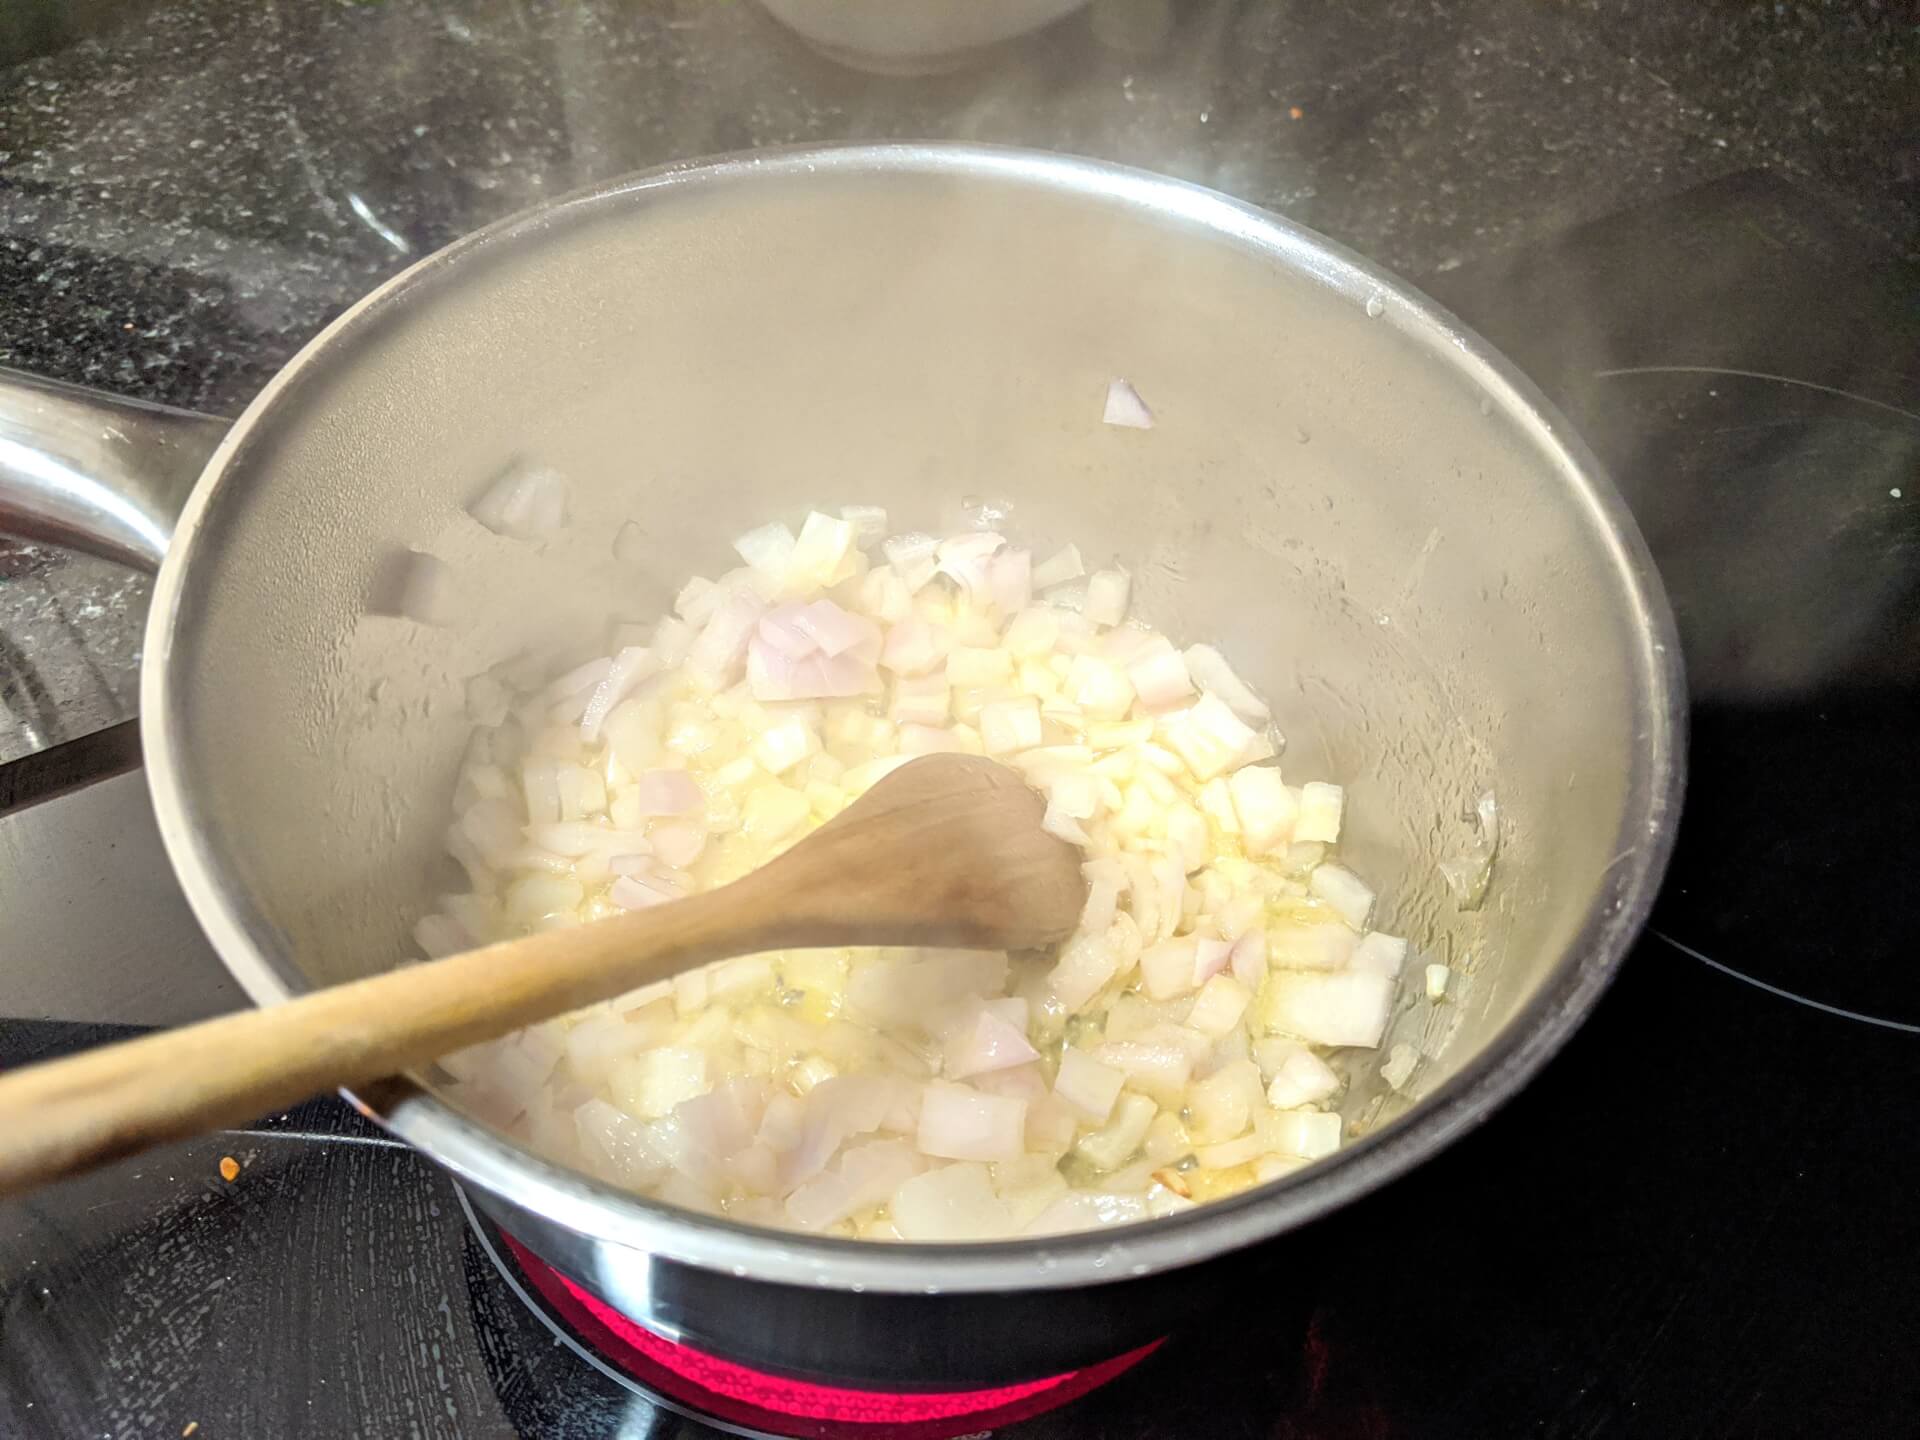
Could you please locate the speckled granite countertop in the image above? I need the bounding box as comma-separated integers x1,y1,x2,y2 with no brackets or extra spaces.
0,0,1912,761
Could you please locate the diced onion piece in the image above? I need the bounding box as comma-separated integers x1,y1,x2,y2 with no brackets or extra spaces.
1159,693,1259,782
1049,930,1119,1013
988,549,1033,615
1194,1131,1265,1170
1265,1049,1340,1109
840,504,889,542
1072,1092,1157,1171
1127,648,1194,710
610,1046,709,1119
890,673,951,726
1350,931,1410,978
1187,974,1251,1037
751,712,819,775
935,531,1006,599
890,1162,1012,1241
687,591,767,690
676,575,721,625
789,511,859,591
945,1008,1041,1079
470,463,568,540
1139,936,1200,1001
1032,544,1086,589
757,604,818,658
1084,569,1131,626
1053,1048,1125,1122
1183,644,1269,722
947,646,1013,687
1307,862,1375,930
1425,963,1452,1000
1228,765,1296,855
1263,971,1395,1049
791,599,875,664
647,820,707,869
1027,1190,1151,1234
1090,1037,1194,1104
1229,928,1269,989
897,723,965,755
575,1098,666,1184
882,532,941,592
733,520,797,579
1261,1108,1343,1159
1065,656,1135,720
979,697,1043,755
1268,922,1355,971
1187,1060,1262,1144
581,647,662,742
634,768,703,817
1381,1043,1419,1092
882,617,947,675
916,1081,1028,1163
1103,378,1155,429
1295,781,1345,844
742,781,810,841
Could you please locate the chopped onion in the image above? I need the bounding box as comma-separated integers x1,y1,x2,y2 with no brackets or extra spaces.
944,1009,1041,1079
1127,648,1194,710
1295,781,1346,845
979,698,1043,755
1265,1049,1339,1110
916,1082,1028,1163
580,647,661,742
1227,765,1296,856
891,1162,1011,1241
1263,971,1395,1048
794,598,878,658
470,463,568,540
1183,644,1270,723
1085,569,1132,626
882,532,940,592
935,531,1006,599
1053,1047,1124,1122
733,520,797,578
1159,693,1259,781
1032,544,1086,589
425,508,1410,1244
789,511,858,591
1102,378,1154,429
632,768,702,817
1307,862,1375,929
1350,931,1409,978
840,504,889,542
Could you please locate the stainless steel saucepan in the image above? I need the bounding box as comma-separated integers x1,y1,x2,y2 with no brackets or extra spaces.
0,145,1684,1386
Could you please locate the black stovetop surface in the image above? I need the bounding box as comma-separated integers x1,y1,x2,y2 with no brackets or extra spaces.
3,4,1916,1437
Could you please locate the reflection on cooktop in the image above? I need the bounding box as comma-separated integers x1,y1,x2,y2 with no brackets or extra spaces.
1430,169,1920,1035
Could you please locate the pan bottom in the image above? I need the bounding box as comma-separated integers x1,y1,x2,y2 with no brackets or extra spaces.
458,1186,1165,1440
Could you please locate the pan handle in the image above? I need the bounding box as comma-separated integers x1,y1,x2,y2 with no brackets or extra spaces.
0,366,230,571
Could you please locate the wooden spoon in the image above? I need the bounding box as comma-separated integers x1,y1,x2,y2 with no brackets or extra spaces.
0,753,1084,1198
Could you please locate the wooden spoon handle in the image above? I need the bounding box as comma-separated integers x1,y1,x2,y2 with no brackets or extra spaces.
0,883,767,1198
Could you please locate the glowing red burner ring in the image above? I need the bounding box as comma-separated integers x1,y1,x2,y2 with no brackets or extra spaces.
501,1234,1164,1440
